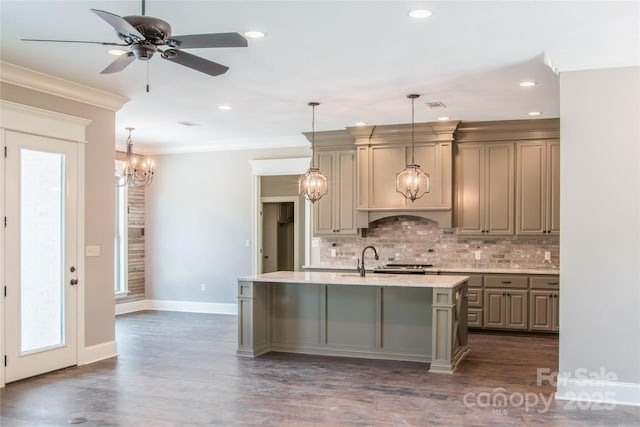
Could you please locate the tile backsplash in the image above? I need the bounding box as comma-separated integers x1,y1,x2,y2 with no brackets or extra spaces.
318,216,559,270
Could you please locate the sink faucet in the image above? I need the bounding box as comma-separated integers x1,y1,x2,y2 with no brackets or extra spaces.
357,246,379,277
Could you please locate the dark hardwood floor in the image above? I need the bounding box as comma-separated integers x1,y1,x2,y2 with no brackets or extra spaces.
1,311,638,426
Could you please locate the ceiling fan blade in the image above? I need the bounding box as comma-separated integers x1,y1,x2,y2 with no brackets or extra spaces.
161,50,229,76
21,38,129,46
100,52,136,74
91,9,145,41
169,32,248,49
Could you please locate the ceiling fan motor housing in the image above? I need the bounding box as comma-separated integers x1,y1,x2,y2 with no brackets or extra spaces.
121,15,172,45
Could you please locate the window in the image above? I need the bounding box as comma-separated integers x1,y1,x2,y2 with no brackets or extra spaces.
114,160,128,295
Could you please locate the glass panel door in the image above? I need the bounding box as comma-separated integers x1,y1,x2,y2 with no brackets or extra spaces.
4,130,78,383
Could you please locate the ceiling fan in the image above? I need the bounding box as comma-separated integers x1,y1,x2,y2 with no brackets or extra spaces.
21,0,247,79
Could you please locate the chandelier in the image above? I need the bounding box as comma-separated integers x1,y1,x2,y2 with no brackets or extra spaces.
115,127,155,189
299,102,328,203
396,94,430,202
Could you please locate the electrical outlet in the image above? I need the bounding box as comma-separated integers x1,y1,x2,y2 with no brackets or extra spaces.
330,248,337,257
474,250,482,260
201,283,206,291
544,251,551,261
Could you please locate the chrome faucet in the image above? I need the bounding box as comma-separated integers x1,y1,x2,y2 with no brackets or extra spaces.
357,245,379,277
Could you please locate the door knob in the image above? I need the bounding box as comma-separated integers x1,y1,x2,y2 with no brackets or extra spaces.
70,279,78,286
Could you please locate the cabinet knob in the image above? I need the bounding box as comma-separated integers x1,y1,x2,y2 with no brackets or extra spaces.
549,295,553,298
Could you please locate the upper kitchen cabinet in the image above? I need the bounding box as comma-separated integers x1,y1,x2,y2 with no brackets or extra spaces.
348,121,458,227
454,119,560,237
516,139,560,236
304,130,364,236
456,142,514,235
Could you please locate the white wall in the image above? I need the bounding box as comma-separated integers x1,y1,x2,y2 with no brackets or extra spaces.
145,147,309,306
558,66,640,405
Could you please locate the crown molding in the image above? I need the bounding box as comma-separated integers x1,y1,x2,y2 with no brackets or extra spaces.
0,61,130,111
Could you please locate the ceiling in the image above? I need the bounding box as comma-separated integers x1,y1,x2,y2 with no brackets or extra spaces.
1,1,638,154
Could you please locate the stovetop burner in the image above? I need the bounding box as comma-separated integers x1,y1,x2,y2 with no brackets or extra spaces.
373,263,434,274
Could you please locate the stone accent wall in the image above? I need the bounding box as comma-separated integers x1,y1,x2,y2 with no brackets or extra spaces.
319,216,559,270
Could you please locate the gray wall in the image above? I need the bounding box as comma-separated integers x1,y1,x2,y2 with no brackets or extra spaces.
1,82,117,347
559,67,640,386
145,148,308,304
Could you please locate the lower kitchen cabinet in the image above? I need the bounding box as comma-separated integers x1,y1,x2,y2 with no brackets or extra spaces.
529,291,559,331
484,289,528,330
529,276,560,332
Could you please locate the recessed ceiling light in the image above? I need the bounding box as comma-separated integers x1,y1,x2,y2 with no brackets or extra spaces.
218,105,232,111
354,122,367,127
244,31,266,39
437,116,451,121
108,49,127,56
520,81,537,87
528,111,542,116
409,9,433,19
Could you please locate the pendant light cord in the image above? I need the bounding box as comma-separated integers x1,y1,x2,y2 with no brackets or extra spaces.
309,102,319,169
411,96,415,165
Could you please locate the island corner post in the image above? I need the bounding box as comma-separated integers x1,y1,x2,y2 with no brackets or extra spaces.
236,272,469,373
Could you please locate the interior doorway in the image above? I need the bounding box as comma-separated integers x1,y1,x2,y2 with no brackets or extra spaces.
261,201,295,273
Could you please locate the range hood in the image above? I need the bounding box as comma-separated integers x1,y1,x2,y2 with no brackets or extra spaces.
348,121,459,229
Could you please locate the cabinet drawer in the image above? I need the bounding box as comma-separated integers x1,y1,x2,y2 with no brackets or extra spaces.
530,276,560,290
467,288,483,308
468,308,483,328
485,275,528,289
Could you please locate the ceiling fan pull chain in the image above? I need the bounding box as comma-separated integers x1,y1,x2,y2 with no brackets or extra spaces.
146,61,150,93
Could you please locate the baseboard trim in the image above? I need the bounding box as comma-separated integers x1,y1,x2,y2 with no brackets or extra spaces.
79,340,118,365
116,299,237,316
115,299,147,315
556,377,640,407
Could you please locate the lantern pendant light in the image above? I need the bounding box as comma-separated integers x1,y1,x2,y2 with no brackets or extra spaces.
299,102,328,203
396,94,430,202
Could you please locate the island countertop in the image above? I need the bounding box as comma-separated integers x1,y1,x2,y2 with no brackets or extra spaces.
238,271,469,288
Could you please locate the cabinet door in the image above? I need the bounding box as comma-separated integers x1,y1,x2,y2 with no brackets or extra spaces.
409,143,452,209
505,290,528,329
313,152,336,235
485,143,514,235
552,293,560,332
370,145,405,208
456,144,484,234
484,289,506,328
516,141,545,235
335,150,358,234
547,140,560,235
529,290,554,331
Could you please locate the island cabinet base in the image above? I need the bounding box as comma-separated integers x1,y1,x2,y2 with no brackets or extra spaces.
237,276,468,373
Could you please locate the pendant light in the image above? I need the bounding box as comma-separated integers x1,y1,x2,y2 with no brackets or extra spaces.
396,94,430,202
115,127,155,188
299,102,328,203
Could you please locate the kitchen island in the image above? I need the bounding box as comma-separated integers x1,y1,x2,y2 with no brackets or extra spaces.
237,271,469,373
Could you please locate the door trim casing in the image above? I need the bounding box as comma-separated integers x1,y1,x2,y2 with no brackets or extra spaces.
0,100,91,387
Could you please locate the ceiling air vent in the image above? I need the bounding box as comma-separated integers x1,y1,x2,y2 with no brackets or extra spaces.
425,101,447,109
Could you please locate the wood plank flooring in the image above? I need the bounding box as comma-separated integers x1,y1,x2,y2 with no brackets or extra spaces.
1,311,639,426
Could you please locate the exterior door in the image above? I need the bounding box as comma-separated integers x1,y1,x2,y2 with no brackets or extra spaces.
4,130,78,383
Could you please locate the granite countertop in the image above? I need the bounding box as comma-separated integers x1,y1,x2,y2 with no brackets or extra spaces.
302,264,559,276
239,271,469,288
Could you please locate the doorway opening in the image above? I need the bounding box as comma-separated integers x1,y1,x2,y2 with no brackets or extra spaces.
261,201,295,273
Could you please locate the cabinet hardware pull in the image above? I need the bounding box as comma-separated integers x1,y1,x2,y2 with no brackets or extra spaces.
547,282,558,285
501,281,512,284
549,295,553,298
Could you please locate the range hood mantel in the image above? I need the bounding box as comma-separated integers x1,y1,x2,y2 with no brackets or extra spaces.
348,121,459,228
